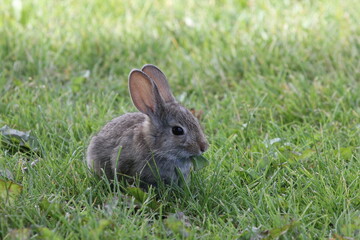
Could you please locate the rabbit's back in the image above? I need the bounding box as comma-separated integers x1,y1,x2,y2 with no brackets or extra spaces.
86,112,147,179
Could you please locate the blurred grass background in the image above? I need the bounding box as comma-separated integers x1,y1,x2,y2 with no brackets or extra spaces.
1,0,359,239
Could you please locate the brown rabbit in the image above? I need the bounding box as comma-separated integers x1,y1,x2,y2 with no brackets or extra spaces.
86,64,208,188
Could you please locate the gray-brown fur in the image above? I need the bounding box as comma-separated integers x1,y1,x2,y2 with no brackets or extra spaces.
86,64,208,188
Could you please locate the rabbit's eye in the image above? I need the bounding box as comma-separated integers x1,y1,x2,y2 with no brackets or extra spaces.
172,126,184,135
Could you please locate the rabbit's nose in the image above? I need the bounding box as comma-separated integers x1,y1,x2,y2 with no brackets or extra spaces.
199,141,209,153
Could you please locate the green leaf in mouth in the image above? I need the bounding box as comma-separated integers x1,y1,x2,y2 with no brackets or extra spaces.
191,155,209,171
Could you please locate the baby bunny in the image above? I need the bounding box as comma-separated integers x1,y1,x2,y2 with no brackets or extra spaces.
86,64,208,188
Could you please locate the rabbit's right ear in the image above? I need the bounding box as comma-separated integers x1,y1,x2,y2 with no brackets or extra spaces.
129,70,164,115
141,64,176,103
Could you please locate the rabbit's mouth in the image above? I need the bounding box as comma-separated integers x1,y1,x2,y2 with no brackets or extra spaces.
180,142,207,159
187,147,207,157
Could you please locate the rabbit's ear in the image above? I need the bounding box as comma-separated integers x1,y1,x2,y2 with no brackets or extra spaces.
141,64,175,103
129,69,164,115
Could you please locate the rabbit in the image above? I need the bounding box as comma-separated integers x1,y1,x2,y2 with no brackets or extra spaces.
86,64,209,188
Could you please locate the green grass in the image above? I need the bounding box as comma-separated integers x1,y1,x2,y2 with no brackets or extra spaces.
1,0,360,239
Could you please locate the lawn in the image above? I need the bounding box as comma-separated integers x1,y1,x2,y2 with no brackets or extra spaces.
1,0,359,239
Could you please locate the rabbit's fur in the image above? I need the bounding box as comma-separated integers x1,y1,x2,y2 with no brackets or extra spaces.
86,65,208,188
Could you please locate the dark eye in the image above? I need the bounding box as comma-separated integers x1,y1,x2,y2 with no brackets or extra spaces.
172,126,184,135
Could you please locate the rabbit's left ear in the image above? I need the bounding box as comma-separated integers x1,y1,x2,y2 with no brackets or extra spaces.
142,64,176,103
